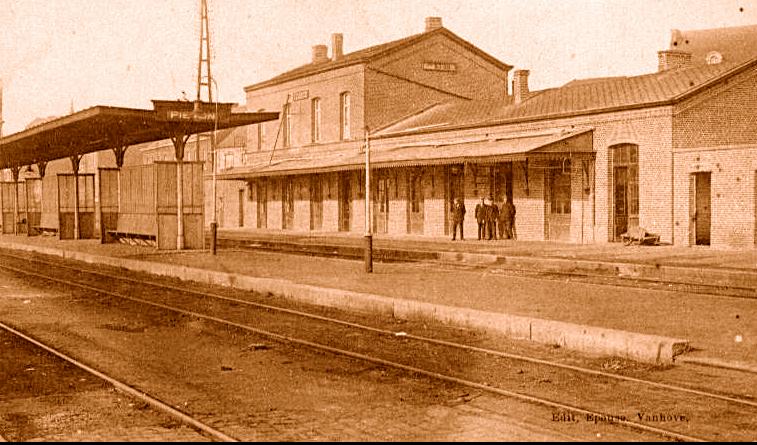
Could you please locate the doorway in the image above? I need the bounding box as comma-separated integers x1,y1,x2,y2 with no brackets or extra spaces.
546,160,571,241
374,172,389,234
256,180,267,229
691,172,711,245
407,170,424,234
611,144,639,240
310,175,323,231
282,178,294,230
338,172,351,232
238,189,245,227
445,165,465,235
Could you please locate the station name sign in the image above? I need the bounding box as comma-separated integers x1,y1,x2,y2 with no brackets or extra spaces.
162,110,218,122
152,100,234,123
291,90,309,101
422,61,457,72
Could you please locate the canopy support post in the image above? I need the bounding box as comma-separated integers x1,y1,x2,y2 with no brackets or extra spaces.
170,133,191,250
111,144,128,212
10,166,20,235
70,155,82,240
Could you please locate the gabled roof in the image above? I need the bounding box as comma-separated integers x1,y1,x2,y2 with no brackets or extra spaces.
671,24,757,66
377,56,757,136
244,27,512,92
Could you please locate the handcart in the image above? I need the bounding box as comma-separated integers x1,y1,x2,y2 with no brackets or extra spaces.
620,226,660,246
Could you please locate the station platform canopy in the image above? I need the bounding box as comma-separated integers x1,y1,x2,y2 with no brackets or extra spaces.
0,100,279,170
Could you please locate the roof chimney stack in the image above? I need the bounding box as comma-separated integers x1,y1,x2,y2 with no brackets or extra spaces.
657,50,692,72
512,70,530,104
425,17,443,32
312,44,329,64
331,33,344,61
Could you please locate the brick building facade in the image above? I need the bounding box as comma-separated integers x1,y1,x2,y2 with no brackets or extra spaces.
129,19,757,249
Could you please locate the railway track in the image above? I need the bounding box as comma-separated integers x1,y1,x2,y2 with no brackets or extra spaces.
0,321,238,442
1,250,756,441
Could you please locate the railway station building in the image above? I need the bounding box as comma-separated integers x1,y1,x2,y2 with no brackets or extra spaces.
4,19,756,249
207,19,757,249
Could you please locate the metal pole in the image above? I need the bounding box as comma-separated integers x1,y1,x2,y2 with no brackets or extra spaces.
11,167,19,236
364,127,373,273
70,156,81,240
209,78,219,255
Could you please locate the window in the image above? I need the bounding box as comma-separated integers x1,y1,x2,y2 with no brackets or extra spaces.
283,103,292,148
256,109,266,151
311,98,322,143
340,92,351,140
550,160,572,214
223,152,234,170
409,173,422,213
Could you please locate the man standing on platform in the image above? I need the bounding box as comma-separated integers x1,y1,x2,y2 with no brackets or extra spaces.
451,198,466,241
475,197,486,240
501,198,516,239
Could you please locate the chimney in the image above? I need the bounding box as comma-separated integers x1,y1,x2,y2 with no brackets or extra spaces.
657,50,692,72
331,33,344,61
512,70,530,104
312,44,329,64
425,17,443,32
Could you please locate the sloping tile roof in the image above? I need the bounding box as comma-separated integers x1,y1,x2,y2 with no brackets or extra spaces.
377,56,757,136
244,27,512,92
672,24,757,66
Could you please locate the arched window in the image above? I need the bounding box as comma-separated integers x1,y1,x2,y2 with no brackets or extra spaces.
283,103,292,148
257,108,266,151
340,92,351,140
311,98,322,143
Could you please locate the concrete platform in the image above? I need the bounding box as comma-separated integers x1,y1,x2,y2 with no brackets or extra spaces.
1,232,755,368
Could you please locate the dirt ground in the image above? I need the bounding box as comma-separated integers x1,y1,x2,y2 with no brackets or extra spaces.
0,261,672,441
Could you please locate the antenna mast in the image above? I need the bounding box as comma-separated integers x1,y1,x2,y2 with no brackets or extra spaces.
196,0,213,104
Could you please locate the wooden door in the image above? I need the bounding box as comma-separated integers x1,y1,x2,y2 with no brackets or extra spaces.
338,172,351,232
547,163,571,241
446,165,464,234
256,180,267,229
614,166,628,239
238,189,245,227
407,170,424,234
694,172,711,245
310,175,323,231
373,174,389,234
282,179,294,230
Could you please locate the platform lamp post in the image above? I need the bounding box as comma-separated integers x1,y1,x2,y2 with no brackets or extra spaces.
363,127,373,273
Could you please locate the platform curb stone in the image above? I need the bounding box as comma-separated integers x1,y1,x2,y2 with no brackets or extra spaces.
218,237,757,290
496,255,757,290
0,240,691,364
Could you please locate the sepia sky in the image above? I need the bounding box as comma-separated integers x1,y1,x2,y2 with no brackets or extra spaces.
0,0,755,134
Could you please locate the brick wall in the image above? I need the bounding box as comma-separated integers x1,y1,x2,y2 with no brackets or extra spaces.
674,148,757,248
246,65,366,153
369,33,508,101
673,67,757,150
671,66,757,248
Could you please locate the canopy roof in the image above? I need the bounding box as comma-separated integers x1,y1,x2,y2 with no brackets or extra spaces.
219,128,593,179
0,101,278,169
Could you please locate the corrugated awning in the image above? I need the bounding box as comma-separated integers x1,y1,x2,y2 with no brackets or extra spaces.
0,101,279,169
219,127,594,179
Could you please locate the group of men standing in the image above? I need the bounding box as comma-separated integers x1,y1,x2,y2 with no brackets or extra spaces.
449,196,516,241
476,196,516,241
